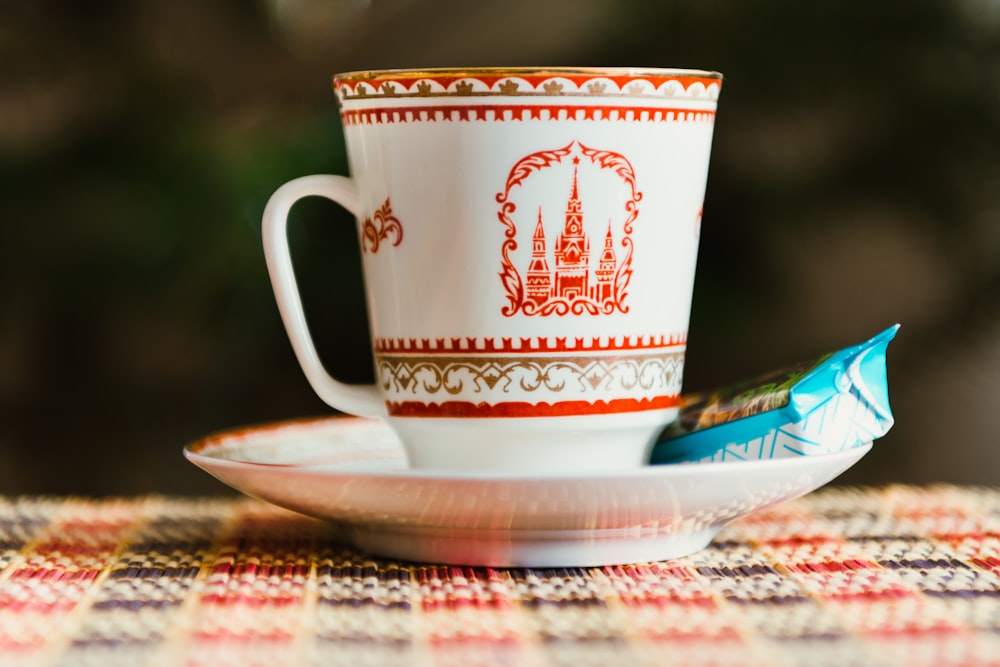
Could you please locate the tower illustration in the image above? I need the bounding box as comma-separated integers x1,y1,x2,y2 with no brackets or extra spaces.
552,159,591,301
525,209,552,307
593,222,617,304
522,158,619,312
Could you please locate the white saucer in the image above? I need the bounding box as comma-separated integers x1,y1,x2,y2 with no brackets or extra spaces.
185,416,871,567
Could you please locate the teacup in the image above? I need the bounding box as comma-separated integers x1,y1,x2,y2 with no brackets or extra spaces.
262,67,722,473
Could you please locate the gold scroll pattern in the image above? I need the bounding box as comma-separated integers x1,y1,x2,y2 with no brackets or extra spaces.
375,351,684,397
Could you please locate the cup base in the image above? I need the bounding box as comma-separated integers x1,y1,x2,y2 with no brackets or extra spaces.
388,410,678,474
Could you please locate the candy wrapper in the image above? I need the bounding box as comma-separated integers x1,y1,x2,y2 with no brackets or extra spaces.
650,325,899,464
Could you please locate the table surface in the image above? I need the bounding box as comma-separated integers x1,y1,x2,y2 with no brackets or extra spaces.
2,485,1000,667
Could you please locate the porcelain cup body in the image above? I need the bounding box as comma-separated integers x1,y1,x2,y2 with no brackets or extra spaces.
262,67,722,472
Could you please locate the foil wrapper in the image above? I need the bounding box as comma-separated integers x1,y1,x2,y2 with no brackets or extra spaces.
651,325,899,464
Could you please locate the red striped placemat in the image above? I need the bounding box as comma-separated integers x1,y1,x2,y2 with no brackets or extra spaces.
1,486,999,666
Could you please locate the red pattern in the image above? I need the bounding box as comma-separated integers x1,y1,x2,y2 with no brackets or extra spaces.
360,198,402,254
385,395,680,418
341,105,716,126
373,334,687,354
497,140,642,317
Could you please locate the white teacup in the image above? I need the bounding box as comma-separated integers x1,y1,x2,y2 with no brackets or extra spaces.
262,67,722,473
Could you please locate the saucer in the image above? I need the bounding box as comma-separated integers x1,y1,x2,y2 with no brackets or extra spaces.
184,416,871,567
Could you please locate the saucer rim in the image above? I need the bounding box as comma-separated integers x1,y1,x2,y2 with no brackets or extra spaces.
184,414,874,483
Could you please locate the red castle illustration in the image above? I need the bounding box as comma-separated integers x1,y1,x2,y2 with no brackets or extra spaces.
524,158,619,311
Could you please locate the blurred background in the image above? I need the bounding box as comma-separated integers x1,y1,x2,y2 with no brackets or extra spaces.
1,0,998,495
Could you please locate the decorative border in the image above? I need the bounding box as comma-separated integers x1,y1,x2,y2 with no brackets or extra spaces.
334,72,722,102
377,351,683,393
386,395,680,418
375,349,684,419
373,334,687,354
341,106,715,126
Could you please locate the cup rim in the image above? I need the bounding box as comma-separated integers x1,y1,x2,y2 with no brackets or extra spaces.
334,66,723,85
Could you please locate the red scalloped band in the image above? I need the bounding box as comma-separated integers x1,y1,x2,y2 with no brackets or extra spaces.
374,334,687,355
385,396,680,418
341,105,715,126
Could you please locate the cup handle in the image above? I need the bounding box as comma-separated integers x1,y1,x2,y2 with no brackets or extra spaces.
262,174,386,418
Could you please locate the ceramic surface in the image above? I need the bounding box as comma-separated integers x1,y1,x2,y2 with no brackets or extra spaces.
185,416,871,567
262,67,722,472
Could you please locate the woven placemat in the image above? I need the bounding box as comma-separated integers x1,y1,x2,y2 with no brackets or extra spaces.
1,485,999,667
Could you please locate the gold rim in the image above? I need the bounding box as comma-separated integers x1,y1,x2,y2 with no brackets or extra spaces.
334,66,723,85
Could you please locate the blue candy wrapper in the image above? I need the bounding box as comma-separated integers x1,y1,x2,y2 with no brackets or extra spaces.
650,325,899,464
